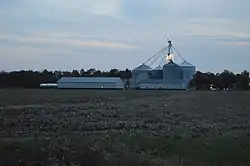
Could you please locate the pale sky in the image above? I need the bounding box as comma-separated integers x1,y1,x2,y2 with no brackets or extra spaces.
0,0,250,73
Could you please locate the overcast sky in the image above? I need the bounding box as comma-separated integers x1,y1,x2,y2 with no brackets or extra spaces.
0,0,250,72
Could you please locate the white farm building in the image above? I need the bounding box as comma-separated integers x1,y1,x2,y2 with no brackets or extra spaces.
131,40,196,90
132,61,195,90
57,77,124,89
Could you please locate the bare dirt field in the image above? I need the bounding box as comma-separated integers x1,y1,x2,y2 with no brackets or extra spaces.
0,89,250,166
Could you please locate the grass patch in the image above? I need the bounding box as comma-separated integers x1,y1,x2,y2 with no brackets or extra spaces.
1,134,250,166
114,134,250,165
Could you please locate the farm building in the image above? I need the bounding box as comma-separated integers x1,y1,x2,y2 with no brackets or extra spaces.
56,40,195,90
57,77,124,89
132,40,196,90
40,83,57,89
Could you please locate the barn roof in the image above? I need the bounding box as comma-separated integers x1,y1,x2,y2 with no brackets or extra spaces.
57,77,123,83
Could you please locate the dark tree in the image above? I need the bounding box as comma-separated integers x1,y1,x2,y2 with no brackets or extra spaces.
71,70,80,77
190,70,249,90
0,68,249,90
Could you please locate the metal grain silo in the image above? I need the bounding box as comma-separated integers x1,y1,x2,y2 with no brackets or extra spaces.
163,61,183,82
180,61,196,85
132,64,152,88
149,66,163,79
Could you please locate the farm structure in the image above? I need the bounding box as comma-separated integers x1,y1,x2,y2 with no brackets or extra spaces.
57,77,124,89
56,40,195,90
132,40,196,90
40,83,57,89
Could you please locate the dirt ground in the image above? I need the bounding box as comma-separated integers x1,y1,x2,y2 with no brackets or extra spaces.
0,89,250,165
1,89,250,138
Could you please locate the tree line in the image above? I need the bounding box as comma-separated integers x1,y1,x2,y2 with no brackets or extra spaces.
0,69,131,89
0,69,249,90
190,70,249,90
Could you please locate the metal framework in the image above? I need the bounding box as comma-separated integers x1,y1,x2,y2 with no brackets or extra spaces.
140,39,186,68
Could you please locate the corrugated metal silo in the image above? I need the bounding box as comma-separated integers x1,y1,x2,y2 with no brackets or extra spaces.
163,61,183,82
149,66,163,79
180,61,196,85
132,64,152,88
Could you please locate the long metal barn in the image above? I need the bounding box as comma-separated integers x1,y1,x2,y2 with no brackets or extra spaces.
57,77,124,89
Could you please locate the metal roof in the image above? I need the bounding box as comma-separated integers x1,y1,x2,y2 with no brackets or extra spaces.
164,61,179,67
133,64,152,70
154,66,163,70
57,77,123,83
180,61,195,67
